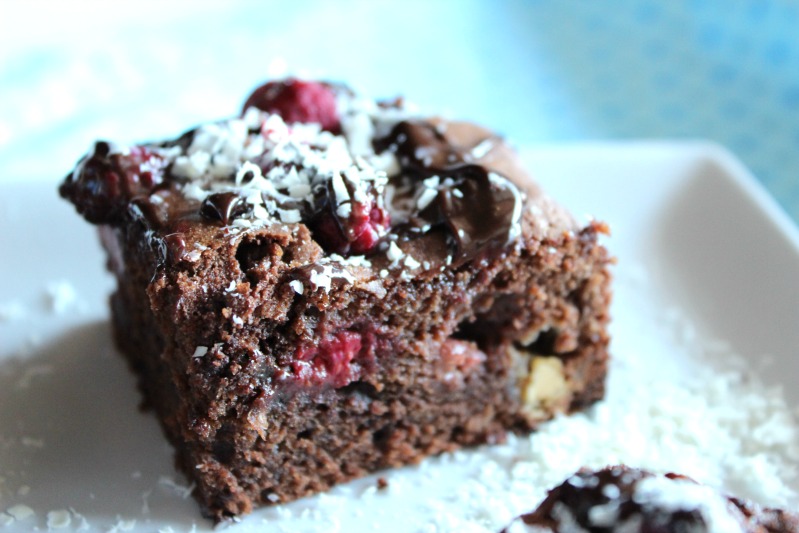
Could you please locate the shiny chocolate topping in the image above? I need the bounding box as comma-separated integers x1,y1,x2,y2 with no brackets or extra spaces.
60,79,526,269
200,192,251,226
377,120,523,264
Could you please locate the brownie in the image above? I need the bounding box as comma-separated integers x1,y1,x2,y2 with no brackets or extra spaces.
59,79,612,520
503,466,799,532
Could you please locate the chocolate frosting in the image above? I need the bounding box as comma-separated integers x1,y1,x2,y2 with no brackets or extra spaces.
201,192,251,226
60,85,527,269
377,120,523,264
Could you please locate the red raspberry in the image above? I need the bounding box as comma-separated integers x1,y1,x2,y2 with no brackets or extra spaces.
242,79,340,133
318,331,362,386
349,201,390,255
292,331,364,388
312,197,390,256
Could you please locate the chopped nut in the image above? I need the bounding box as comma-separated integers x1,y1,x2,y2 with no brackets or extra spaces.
512,346,572,419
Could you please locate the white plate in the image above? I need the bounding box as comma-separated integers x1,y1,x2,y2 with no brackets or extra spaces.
1,142,797,532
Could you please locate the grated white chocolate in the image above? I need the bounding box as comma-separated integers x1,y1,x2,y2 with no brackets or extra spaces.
631,476,745,532
191,346,208,358
159,92,412,235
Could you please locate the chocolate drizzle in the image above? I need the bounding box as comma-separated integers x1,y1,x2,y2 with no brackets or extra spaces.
200,192,250,225
164,233,187,264
378,120,523,264
427,167,521,264
129,196,167,229
161,127,198,153
380,120,497,171
60,88,527,270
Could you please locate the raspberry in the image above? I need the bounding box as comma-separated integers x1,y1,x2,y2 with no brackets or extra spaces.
318,331,362,384
291,331,364,388
349,201,390,255
242,79,340,133
59,142,166,224
312,197,390,256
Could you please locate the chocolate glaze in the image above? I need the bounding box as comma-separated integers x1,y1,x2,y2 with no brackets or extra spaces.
129,196,168,229
200,192,250,226
61,87,527,269
377,120,523,264
162,127,198,153
412,118,533,188
164,233,187,264
377,120,502,181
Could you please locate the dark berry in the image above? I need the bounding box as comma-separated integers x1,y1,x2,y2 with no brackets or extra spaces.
59,142,167,224
242,79,340,133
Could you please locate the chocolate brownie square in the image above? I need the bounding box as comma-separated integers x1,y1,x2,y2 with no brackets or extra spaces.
59,79,612,519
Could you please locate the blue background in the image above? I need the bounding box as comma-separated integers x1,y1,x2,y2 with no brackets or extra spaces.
2,0,798,220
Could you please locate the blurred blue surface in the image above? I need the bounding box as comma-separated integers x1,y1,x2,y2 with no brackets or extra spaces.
2,0,799,220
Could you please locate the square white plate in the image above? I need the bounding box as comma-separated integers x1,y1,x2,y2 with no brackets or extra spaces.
0,142,797,532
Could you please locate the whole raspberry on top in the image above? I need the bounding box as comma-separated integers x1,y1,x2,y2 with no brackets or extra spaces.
242,79,341,133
